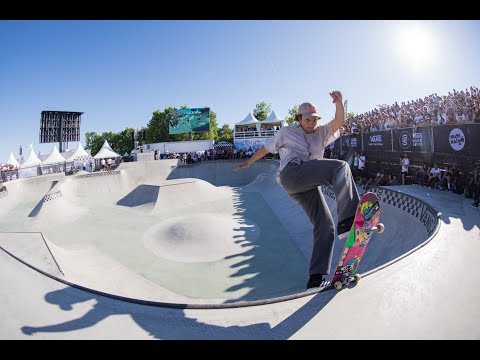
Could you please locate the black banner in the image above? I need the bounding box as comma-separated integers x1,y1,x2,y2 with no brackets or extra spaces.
341,134,361,150
393,127,433,153
40,163,65,175
1,169,19,182
328,137,342,151
432,124,479,156
65,162,75,175
362,131,392,151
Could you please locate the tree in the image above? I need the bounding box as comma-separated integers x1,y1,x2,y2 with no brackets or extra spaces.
285,105,299,125
85,129,134,157
217,123,233,143
253,102,271,121
116,128,136,155
84,132,104,156
146,108,175,143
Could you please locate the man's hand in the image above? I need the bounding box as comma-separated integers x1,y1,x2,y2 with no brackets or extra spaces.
234,162,250,172
330,90,343,104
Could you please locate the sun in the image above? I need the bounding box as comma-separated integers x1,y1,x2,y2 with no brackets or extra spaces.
395,22,435,71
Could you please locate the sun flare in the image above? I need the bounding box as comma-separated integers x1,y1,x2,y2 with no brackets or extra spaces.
395,22,435,71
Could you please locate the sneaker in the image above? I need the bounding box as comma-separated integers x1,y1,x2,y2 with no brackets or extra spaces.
337,215,355,240
306,274,331,289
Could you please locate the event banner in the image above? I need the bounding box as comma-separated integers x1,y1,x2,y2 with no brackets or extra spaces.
40,163,65,175
393,127,433,153
234,138,269,151
169,108,210,135
18,167,39,179
328,137,342,151
341,134,361,150
432,124,480,156
362,131,392,151
0,169,19,182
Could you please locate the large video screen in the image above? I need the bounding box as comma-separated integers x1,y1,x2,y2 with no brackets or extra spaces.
168,108,210,135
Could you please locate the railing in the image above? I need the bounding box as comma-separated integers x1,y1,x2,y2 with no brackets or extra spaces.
234,130,277,139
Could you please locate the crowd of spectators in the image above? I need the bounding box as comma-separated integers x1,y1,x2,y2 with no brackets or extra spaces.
341,86,480,135
0,164,18,171
157,147,279,165
353,153,480,208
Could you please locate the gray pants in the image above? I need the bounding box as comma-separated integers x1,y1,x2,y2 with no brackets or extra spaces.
279,159,360,276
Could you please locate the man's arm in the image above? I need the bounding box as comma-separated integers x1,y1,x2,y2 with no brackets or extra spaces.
233,146,270,171
330,91,345,133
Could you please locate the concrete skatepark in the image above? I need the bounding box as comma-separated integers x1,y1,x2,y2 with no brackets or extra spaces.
0,159,479,339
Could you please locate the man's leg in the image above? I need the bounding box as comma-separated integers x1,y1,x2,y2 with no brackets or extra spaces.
289,188,335,275
280,159,359,224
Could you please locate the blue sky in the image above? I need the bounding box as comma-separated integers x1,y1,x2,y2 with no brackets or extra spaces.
1,20,479,163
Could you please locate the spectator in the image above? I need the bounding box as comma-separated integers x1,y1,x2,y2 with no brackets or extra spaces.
415,163,429,186
427,163,442,188
465,168,480,199
400,153,410,185
386,174,399,186
324,146,332,159
358,152,366,177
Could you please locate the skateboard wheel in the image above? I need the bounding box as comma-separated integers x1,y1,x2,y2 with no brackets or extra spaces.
334,281,342,290
354,274,361,282
376,223,385,233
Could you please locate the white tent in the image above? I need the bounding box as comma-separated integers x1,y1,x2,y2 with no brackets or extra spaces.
93,140,121,159
19,147,42,168
42,145,66,165
236,112,259,125
235,112,260,132
263,110,285,124
69,142,92,162
260,110,287,130
6,152,20,167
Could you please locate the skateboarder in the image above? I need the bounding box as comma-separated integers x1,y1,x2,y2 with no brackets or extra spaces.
234,91,360,289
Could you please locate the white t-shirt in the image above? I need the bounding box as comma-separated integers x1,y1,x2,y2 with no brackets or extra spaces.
401,157,410,173
358,155,366,170
429,167,441,178
263,121,340,173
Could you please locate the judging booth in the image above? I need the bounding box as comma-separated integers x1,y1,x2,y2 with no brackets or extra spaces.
234,110,286,151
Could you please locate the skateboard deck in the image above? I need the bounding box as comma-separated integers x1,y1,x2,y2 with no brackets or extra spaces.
331,191,384,289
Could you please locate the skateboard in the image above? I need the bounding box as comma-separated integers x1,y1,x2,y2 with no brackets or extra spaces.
331,191,384,290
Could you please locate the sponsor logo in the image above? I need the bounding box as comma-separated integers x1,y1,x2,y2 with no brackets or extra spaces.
413,132,423,147
449,128,465,151
399,130,411,149
369,134,383,146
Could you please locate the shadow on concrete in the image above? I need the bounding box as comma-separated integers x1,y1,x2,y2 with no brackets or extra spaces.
21,285,337,339
116,184,159,208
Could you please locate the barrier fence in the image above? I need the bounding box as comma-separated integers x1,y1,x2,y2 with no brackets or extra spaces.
331,123,479,174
